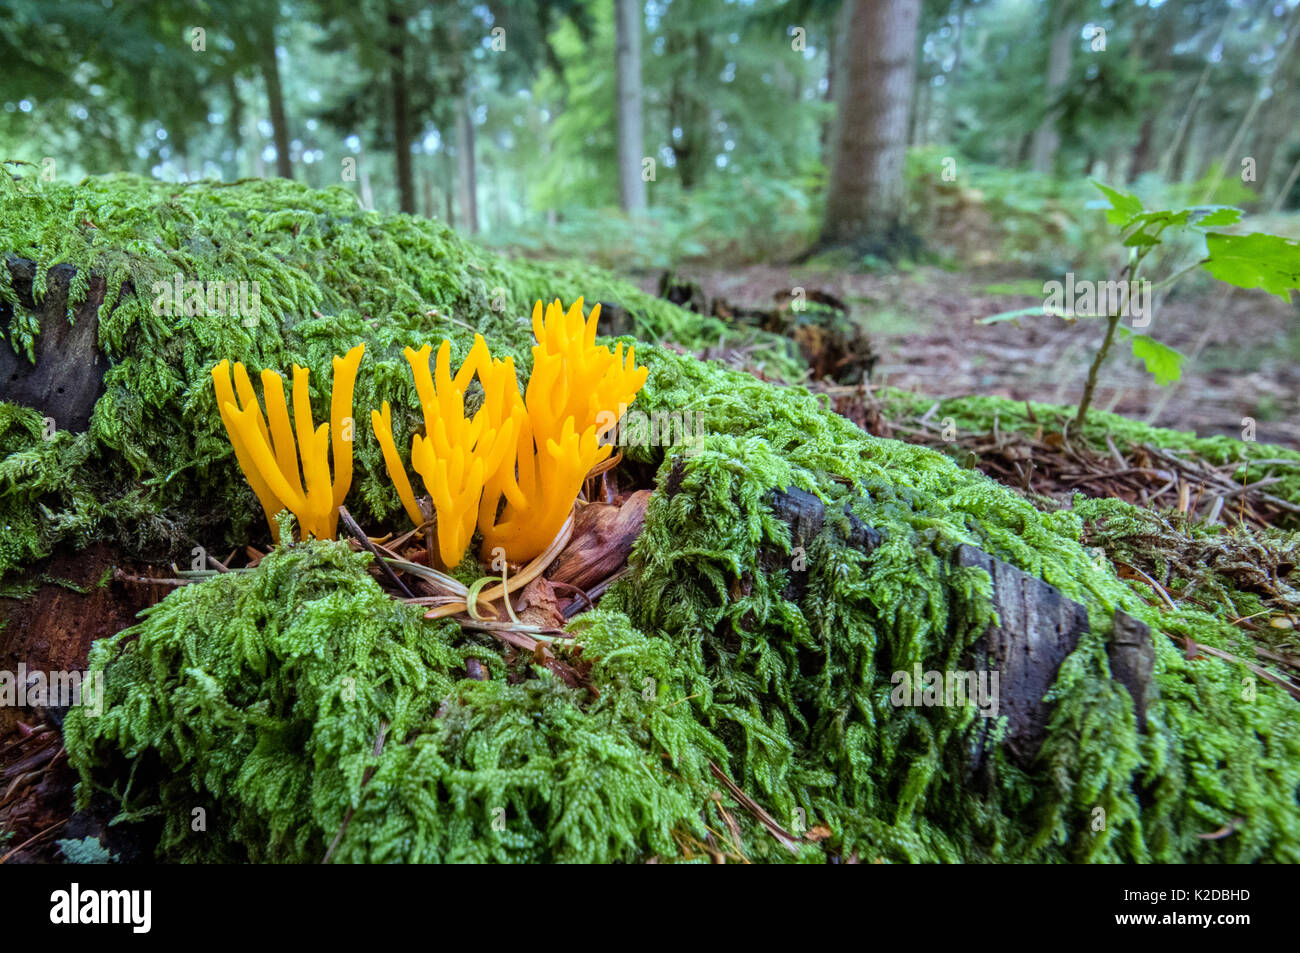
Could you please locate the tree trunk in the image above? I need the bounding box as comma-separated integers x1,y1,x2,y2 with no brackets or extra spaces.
1170,97,1201,182
457,91,479,233
422,162,435,218
819,0,922,250
388,5,415,214
259,32,293,179
1159,10,1232,181
1029,0,1074,175
820,10,843,162
667,27,710,190
226,74,244,180
1129,116,1157,181
910,72,930,146
443,149,456,226
614,0,646,212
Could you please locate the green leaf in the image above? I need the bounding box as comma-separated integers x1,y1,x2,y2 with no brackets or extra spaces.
1186,206,1242,227
1120,207,1243,247
1202,231,1300,301
1130,335,1184,386
977,305,1067,325
1091,181,1144,227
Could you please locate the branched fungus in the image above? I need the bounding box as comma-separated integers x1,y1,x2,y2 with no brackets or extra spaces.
211,344,364,540
372,336,521,567
479,298,648,562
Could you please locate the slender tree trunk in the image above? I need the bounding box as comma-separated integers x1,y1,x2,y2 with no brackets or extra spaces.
1129,117,1157,180
422,162,435,218
387,5,415,214
615,0,646,212
1030,0,1074,175
226,73,244,180
259,31,293,179
667,27,710,190
819,0,922,249
1159,10,1232,180
443,149,456,226
457,90,479,233
1169,98,1201,182
1126,10,1158,179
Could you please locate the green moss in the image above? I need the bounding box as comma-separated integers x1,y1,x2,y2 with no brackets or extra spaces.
65,343,1300,862
598,357,1300,861
63,534,727,863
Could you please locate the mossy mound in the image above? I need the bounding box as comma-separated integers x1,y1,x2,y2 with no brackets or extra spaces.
6,172,1297,862
62,531,725,863
0,170,799,582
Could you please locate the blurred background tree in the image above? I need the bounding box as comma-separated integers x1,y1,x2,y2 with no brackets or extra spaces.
1,0,1298,264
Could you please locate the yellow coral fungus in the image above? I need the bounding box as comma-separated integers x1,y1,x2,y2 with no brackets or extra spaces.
371,336,521,568
478,298,648,562
529,298,649,444
211,344,364,541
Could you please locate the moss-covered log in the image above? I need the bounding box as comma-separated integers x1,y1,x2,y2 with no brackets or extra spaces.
0,173,1293,863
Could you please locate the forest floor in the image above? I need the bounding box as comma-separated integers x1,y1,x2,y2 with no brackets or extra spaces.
638,264,1300,450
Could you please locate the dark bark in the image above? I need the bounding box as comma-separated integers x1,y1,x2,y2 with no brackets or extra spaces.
1029,0,1074,175
225,73,244,180
956,544,1089,767
666,28,711,190
1130,117,1157,181
259,31,293,179
760,488,1152,771
1107,611,1158,732
0,258,111,432
388,5,415,215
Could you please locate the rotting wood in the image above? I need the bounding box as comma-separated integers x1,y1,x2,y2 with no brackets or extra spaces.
956,543,1089,769
1106,610,1157,731
0,257,118,431
758,482,1156,770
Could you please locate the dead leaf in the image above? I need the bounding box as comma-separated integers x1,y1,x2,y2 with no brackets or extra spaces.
515,577,565,629
548,490,651,591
